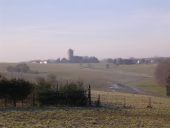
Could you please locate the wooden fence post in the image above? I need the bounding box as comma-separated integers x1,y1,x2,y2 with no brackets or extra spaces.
147,97,152,108
123,96,126,107
88,85,91,106
32,92,36,107
96,94,101,107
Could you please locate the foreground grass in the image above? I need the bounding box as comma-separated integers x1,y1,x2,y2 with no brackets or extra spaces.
92,91,170,109
0,91,170,128
0,107,170,128
0,90,169,128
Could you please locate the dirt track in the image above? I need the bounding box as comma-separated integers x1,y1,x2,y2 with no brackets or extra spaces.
109,83,146,94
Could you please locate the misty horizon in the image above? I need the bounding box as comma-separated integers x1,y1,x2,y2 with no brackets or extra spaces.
3,49,170,63
0,0,170,62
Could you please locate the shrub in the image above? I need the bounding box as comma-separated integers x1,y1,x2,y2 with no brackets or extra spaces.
0,78,33,107
38,82,88,106
8,79,33,106
7,63,30,73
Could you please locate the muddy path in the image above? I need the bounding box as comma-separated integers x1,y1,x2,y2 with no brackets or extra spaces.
109,83,146,94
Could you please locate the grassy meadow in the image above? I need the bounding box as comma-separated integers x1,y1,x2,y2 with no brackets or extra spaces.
0,107,170,128
0,90,169,128
0,63,165,96
0,63,170,127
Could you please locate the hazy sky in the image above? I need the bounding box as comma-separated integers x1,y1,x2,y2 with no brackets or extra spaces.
0,0,170,62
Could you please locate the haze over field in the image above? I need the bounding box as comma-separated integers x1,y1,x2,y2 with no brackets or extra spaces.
0,0,170,62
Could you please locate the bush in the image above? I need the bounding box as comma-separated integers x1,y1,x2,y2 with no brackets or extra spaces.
38,82,88,106
7,63,30,73
8,79,33,106
0,78,33,107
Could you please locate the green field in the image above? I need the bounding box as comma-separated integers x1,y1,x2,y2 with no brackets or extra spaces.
0,63,170,128
0,90,169,128
0,107,170,128
0,63,165,96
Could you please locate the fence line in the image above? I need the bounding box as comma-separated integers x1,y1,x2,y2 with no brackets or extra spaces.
0,86,170,109
91,92,170,109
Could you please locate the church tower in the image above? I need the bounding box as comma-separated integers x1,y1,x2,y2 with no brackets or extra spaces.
68,49,74,61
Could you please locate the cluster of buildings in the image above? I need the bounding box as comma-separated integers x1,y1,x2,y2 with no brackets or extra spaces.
102,57,168,65
30,49,168,65
67,49,99,63
30,49,99,64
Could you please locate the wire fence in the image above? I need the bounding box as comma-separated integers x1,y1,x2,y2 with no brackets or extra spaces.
0,88,170,109
91,92,170,109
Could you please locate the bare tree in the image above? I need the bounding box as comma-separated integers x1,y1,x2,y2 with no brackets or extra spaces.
155,59,170,96
155,59,170,86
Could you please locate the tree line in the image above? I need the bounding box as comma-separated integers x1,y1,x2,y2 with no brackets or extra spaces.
0,75,89,108
0,76,33,107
